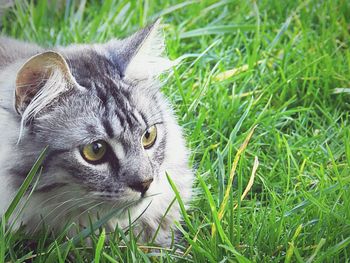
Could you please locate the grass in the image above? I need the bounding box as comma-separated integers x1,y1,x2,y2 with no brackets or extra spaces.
1,0,350,261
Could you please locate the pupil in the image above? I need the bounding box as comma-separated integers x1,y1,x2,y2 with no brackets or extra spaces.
145,131,150,139
92,143,101,154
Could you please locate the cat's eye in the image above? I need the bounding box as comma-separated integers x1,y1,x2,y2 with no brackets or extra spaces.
142,125,157,149
81,140,108,163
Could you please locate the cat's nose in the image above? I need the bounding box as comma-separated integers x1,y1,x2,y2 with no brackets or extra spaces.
129,178,153,195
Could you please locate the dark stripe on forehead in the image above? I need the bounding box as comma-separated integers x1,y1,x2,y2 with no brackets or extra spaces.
139,110,149,126
91,82,115,138
129,110,140,124
108,84,140,129
102,119,114,138
95,84,108,104
114,107,126,128
66,50,120,85
119,85,131,100
125,112,135,129
110,93,133,129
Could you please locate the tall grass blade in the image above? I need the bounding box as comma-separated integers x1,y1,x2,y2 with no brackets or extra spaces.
94,228,106,263
4,147,48,223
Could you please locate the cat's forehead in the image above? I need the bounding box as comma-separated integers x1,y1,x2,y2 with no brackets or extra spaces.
64,49,121,85
36,51,162,148
63,49,141,128
38,90,149,149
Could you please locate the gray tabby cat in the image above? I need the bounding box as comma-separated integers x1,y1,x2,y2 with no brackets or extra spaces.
0,20,193,246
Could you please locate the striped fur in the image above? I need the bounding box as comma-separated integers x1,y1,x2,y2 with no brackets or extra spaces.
0,22,193,246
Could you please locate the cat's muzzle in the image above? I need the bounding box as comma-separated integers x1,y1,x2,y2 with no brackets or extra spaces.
128,178,153,197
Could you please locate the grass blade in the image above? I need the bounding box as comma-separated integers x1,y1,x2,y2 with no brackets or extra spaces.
4,147,48,223
166,173,195,233
94,228,106,263
213,126,256,235
180,25,256,38
197,174,250,263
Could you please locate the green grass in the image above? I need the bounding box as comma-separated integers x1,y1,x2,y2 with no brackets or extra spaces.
1,0,350,261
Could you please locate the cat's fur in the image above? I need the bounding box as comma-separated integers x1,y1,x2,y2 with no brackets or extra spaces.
0,21,193,246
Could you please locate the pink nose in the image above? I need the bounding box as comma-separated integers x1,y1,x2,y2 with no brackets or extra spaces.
129,178,153,195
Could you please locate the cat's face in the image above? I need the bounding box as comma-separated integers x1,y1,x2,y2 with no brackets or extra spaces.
34,62,166,202
14,21,178,205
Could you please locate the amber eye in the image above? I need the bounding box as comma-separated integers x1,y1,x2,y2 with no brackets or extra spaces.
142,125,157,149
81,140,108,163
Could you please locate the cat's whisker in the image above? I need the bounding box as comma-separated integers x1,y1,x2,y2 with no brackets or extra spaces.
69,200,106,227
42,194,88,211
90,191,121,199
35,190,84,208
52,198,96,224
45,199,96,233
64,201,105,232
32,195,89,233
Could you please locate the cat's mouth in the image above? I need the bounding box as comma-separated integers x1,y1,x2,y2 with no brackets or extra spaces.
90,190,145,203
94,179,154,201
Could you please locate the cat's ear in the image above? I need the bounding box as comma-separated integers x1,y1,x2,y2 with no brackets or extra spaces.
15,51,73,116
109,19,177,80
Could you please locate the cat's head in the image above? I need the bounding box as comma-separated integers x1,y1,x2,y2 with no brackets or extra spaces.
13,20,184,206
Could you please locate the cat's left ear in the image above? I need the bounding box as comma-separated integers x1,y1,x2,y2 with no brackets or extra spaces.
15,51,75,116
108,19,178,80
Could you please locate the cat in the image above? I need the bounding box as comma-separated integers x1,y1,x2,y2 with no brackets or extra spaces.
0,20,194,246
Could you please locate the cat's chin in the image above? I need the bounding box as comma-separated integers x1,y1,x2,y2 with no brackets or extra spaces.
92,192,148,207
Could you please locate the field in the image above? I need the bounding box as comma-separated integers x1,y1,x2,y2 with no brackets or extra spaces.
1,0,350,262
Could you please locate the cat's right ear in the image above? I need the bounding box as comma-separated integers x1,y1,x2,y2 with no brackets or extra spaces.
15,51,74,116
107,19,178,80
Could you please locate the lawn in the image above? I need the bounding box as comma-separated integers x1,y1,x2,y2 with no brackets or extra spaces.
1,0,350,262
